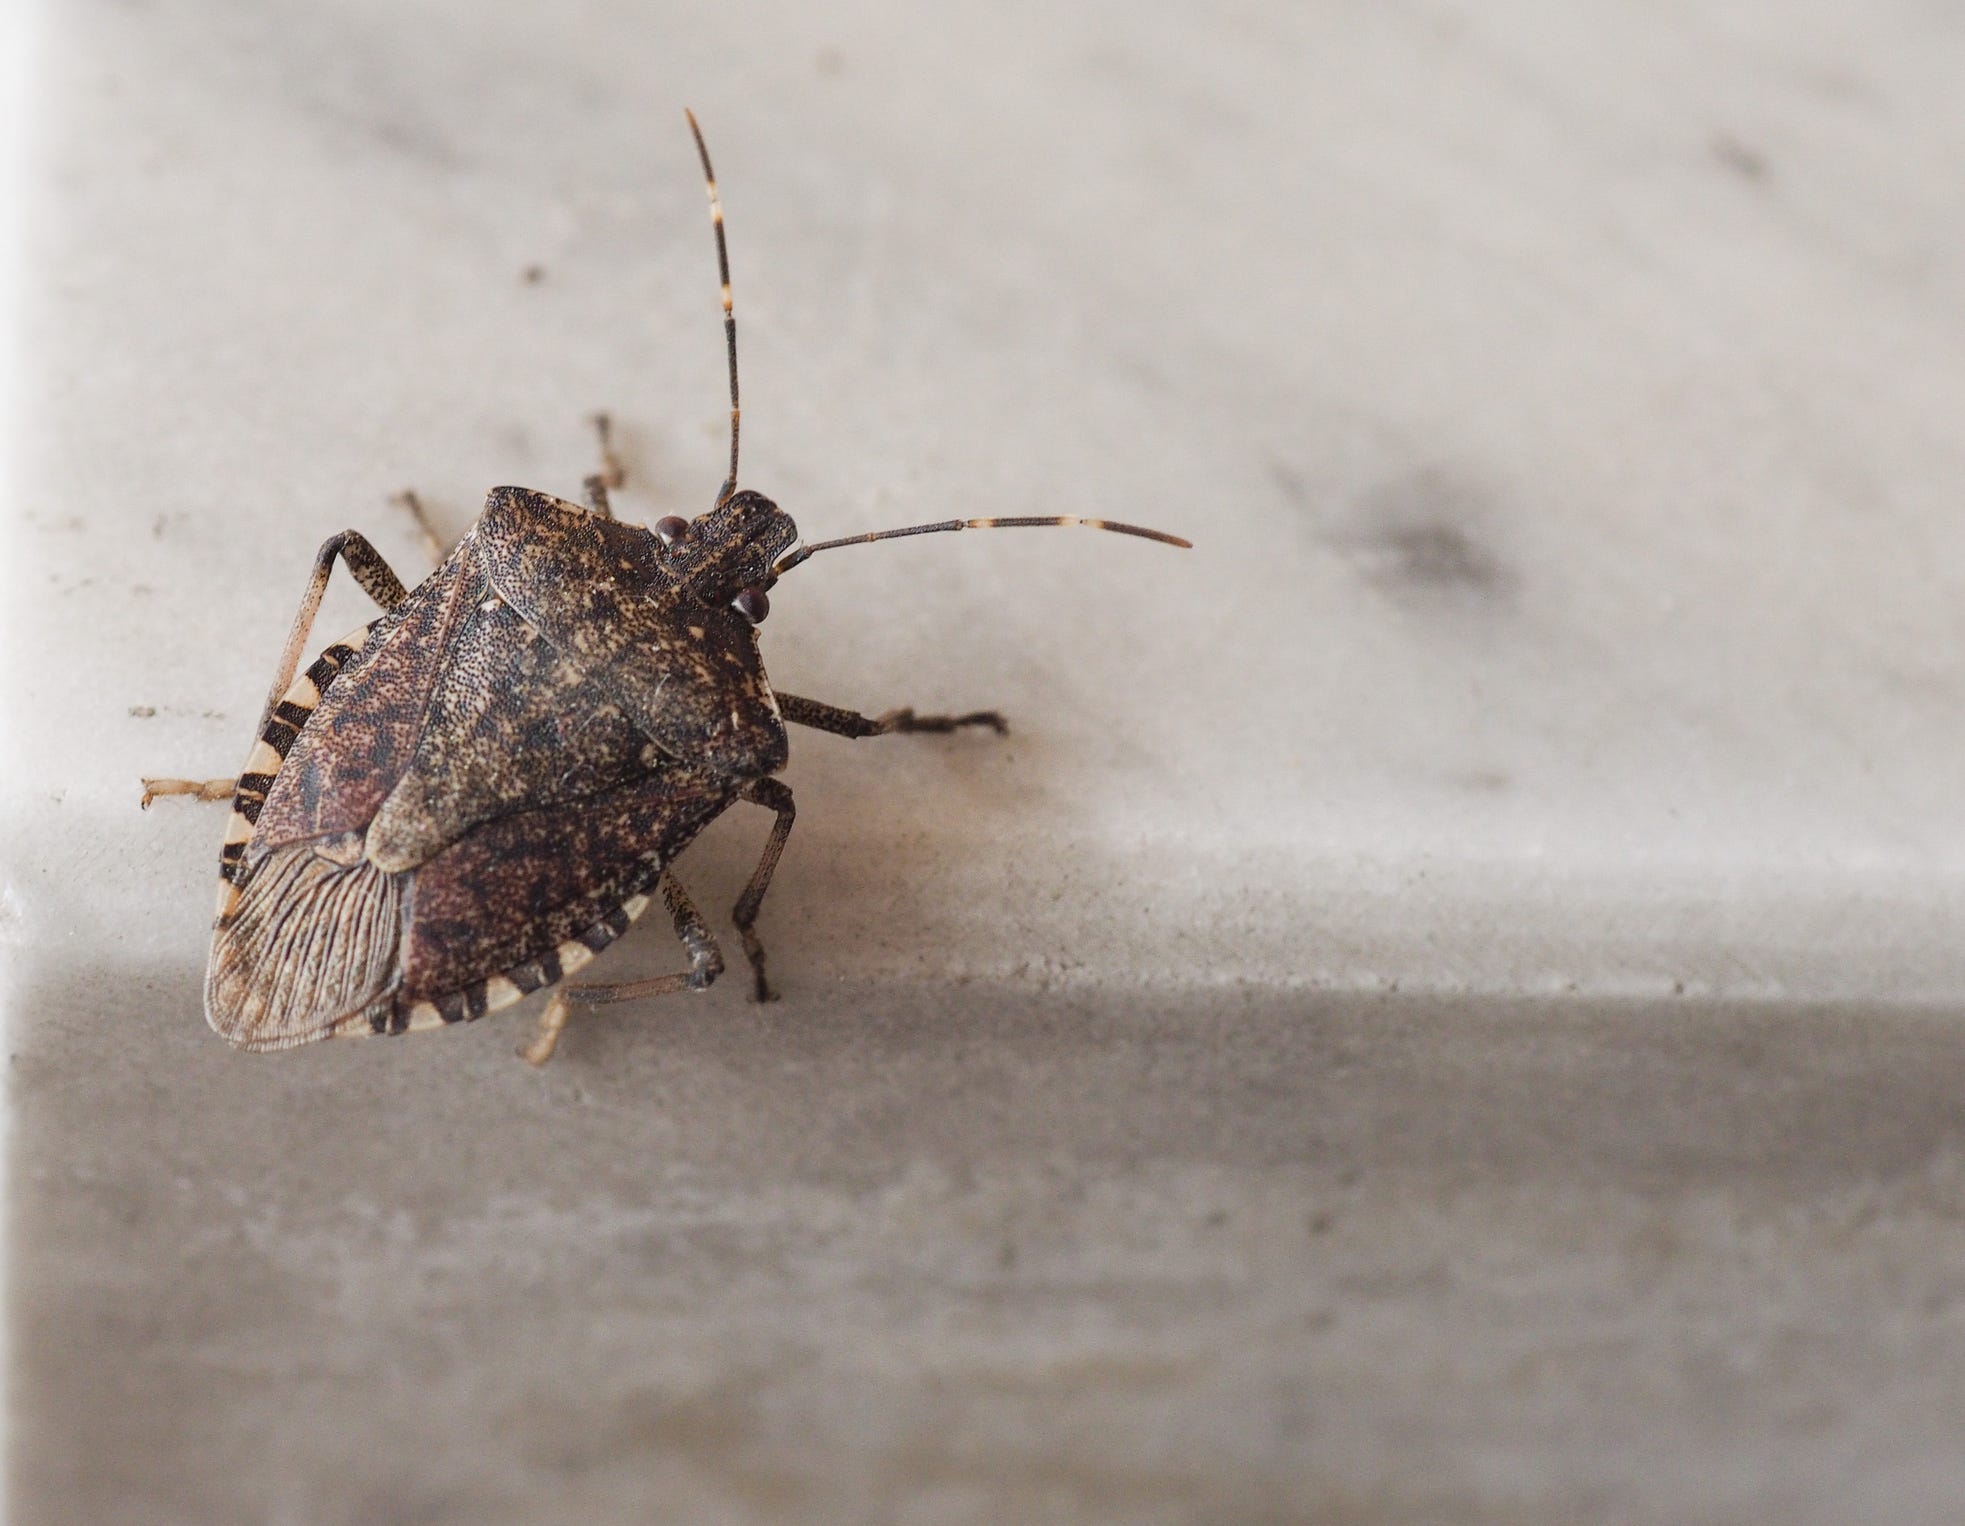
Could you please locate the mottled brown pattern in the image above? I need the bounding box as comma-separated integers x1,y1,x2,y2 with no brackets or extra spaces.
399,769,735,1001
210,484,809,1046
477,488,791,776
364,595,656,873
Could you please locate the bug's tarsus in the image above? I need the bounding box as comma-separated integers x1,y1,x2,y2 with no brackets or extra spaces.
685,109,742,508
518,870,723,1065
393,489,449,567
875,707,1008,737
583,412,625,519
772,514,1192,577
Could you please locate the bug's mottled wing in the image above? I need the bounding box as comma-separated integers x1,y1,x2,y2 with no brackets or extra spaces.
206,524,738,1050
247,546,482,854
207,546,489,1049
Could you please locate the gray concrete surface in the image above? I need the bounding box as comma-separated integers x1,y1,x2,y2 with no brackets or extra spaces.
20,980,1965,1523
11,0,1965,1519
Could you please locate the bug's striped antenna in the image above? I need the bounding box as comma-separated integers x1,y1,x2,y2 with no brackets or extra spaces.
686,109,740,507
772,515,1192,578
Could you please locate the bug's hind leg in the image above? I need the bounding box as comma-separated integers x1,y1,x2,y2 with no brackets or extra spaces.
518,872,723,1065
256,531,407,734
141,530,409,809
140,777,237,809
582,412,625,520
777,693,1009,739
731,778,796,1003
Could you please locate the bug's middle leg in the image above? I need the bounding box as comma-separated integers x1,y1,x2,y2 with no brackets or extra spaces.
518,871,723,1065
777,693,1009,739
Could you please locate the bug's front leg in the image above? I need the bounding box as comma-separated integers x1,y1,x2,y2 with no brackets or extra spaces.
581,411,625,520
391,489,449,565
776,693,1009,739
747,705,996,998
518,871,723,1065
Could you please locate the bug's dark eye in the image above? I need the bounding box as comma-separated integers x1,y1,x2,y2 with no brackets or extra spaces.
655,515,690,548
733,585,770,625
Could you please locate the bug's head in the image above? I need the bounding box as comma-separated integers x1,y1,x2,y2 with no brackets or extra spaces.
654,489,797,625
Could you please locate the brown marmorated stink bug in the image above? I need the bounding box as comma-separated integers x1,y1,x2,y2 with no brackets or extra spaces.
142,113,1189,1064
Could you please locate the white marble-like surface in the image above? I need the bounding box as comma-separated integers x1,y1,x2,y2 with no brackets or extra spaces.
12,0,1965,1003
10,0,1965,1519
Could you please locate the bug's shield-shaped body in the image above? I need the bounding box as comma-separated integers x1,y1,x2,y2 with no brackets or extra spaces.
208,487,794,1049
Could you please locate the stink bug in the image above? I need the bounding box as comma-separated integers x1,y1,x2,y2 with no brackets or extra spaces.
143,113,1189,1064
